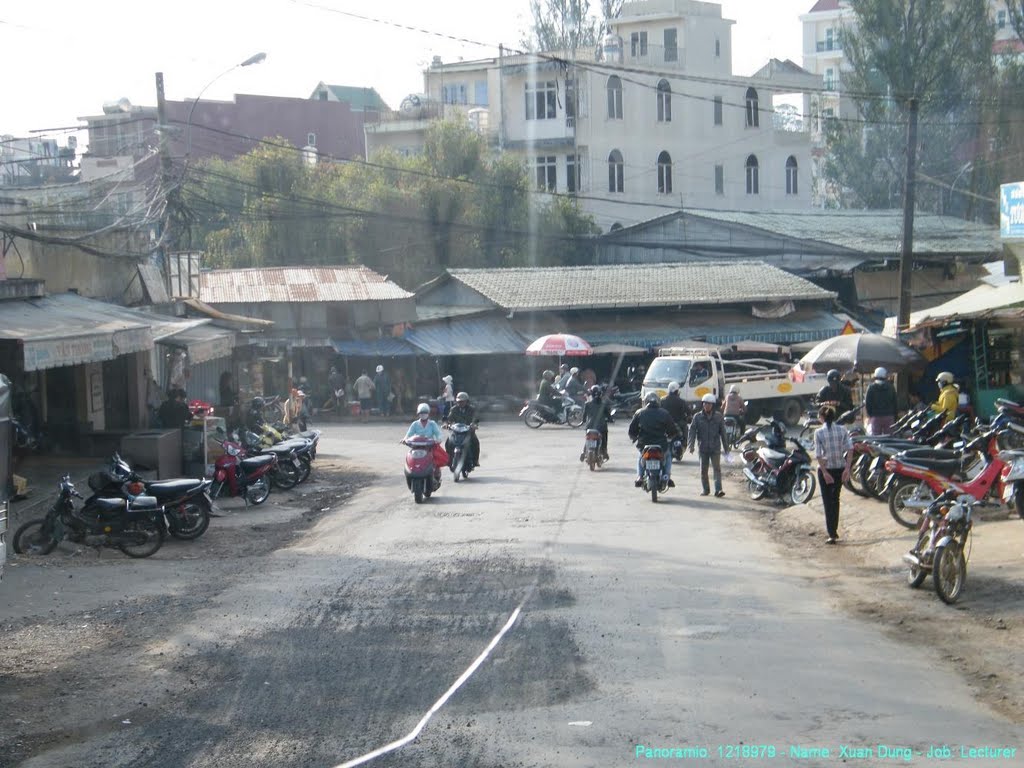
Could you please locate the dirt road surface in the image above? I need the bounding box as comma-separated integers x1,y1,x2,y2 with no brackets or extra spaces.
1,422,1021,767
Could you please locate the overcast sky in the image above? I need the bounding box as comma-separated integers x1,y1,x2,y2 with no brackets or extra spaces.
2,0,814,140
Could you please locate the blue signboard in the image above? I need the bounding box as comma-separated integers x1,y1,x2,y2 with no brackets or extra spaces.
1000,182,1024,239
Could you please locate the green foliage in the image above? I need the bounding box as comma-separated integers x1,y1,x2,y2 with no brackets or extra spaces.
521,0,622,52
823,0,994,213
183,121,600,287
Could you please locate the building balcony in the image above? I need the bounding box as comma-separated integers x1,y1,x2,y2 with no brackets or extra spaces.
815,40,843,52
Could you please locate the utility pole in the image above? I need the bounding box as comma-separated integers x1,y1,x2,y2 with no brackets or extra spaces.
896,97,919,334
155,72,175,296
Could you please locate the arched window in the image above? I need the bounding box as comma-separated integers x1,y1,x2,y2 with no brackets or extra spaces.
745,155,759,194
608,150,624,193
786,156,799,195
657,151,673,194
607,76,623,119
657,79,672,122
745,87,759,128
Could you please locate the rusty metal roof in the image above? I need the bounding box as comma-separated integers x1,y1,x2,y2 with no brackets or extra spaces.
199,266,413,304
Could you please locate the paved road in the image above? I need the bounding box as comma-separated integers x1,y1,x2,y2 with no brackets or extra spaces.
7,421,1021,767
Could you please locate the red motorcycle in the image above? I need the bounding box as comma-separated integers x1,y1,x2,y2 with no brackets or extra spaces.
403,436,442,504
883,429,1007,529
189,398,215,419
210,432,276,505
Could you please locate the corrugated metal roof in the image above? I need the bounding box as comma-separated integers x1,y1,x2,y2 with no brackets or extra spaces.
199,266,413,304
404,316,528,355
883,282,1024,333
682,209,999,256
447,261,834,311
332,337,420,357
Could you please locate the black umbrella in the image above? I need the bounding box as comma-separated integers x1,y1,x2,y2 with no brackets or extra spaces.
798,332,925,374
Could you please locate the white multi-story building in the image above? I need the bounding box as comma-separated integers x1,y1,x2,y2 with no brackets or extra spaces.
367,0,819,232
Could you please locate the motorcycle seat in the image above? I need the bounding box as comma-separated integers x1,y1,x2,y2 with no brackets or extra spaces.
269,439,307,453
898,456,969,476
759,447,787,462
94,497,126,514
241,454,276,471
895,447,961,463
147,478,205,496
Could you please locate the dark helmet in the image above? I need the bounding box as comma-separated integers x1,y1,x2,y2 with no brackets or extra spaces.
543,370,555,381
250,396,264,408
589,385,602,397
644,392,661,407
827,369,841,383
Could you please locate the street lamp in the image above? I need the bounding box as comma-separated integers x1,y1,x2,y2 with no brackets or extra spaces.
185,52,267,159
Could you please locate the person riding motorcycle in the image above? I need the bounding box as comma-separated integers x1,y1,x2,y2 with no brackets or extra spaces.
581,385,611,461
628,393,680,488
723,385,746,427
538,370,563,418
443,391,481,469
405,402,448,480
556,363,571,390
564,367,585,400
931,371,959,423
661,381,690,446
817,369,853,414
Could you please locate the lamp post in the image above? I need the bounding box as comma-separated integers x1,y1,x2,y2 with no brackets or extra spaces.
185,52,267,159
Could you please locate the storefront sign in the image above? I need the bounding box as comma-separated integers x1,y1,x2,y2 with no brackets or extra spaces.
22,328,151,371
1000,182,1024,239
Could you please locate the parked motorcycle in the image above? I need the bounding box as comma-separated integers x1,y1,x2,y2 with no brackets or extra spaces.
856,413,967,499
403,436,442,503
883,428,1008,528
902,489,981,604
210,431,277,505
741,426,816,505
445,422,477,481
238,430,312,489
92,453,215,540
520,394,584,429
998,448,1024,520
637,443,669,502
13,475,164,558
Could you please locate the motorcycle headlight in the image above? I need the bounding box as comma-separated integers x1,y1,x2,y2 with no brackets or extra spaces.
1012,459,1024,475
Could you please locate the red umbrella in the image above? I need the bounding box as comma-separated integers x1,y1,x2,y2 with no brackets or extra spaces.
526,333,592,357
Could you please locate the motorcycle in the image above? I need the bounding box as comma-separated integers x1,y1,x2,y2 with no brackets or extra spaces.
210,431,277,505
13,475,164,558
856,413,967,500
582,428,605,470
403,436,442,503
998,448,1024,520
638,443,669,502
238,430,313,488
741,426,816,506
91,453,215,540
520,394,584,429
883,428,1009,529
902,489,982,604
445,423,477,482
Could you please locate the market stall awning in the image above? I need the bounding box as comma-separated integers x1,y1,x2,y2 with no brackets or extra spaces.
403,315,528,355
332,337,420,357
670,311,859,346
0,293,154,371
157,324,237,364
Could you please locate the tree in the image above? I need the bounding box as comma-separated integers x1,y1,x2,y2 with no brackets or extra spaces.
521,0,621,53
824,0,994,211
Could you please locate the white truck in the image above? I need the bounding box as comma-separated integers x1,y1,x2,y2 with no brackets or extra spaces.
640,347,827,425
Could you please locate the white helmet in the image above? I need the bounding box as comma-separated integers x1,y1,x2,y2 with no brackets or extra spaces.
873,367,887,380
417,402,430,416
667,381,680,393
376,365,384,373
728,385,738,394
701,393,717,404
936,371,954,385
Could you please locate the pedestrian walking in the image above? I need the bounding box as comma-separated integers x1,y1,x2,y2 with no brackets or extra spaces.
374,365,392,416
687,393,730,497
440,374,455,419
813,404,853,545
353,370,375,422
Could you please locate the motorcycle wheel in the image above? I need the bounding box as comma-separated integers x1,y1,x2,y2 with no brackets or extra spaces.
747,476,767,501
933,541,966,604
907,530,931,588
452,451,465,482
13,518,59,555
1015,481,1024,521
846,456,871,497
168,500,211,541
297,456,312,484
413,477,425,504
271,462,300,490
566,407,584,428
649,474,659,503
246,476,272,506
587,450,597,471
118,519,164,558
888,479,932,529
790,470,816,505
523,409,545,429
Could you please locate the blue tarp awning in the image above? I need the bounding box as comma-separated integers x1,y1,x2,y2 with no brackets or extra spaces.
332,337,420,357
673,311,853,346
404,315,527,355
